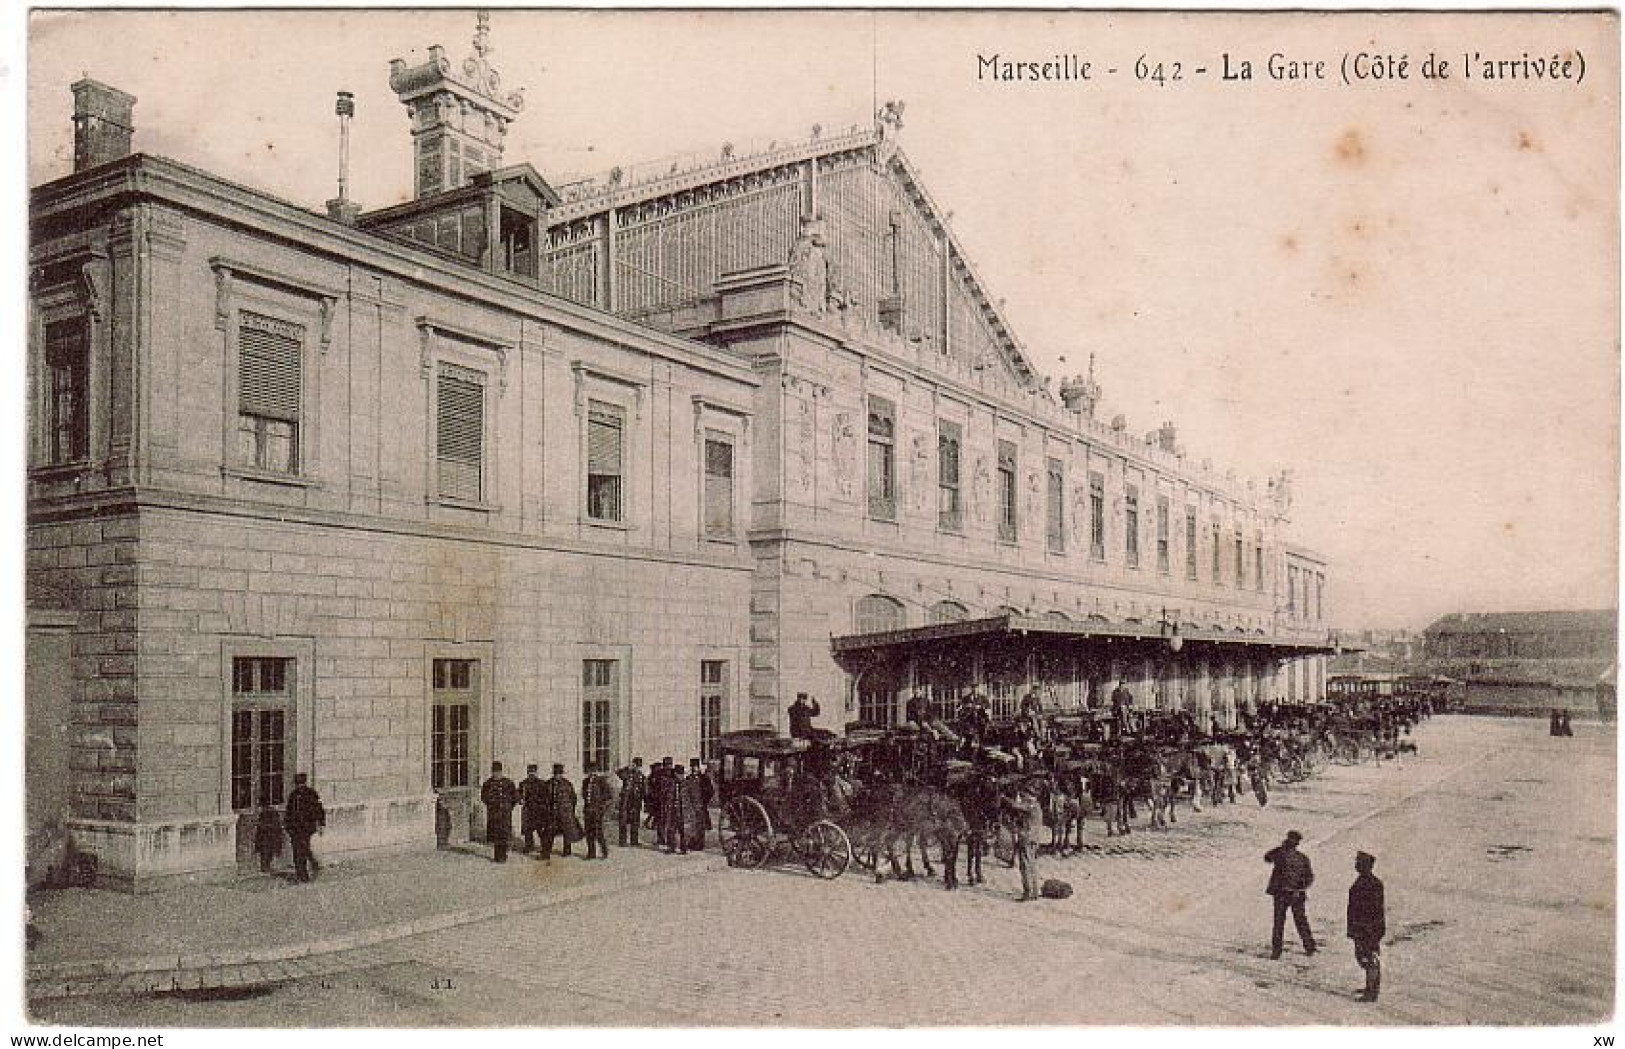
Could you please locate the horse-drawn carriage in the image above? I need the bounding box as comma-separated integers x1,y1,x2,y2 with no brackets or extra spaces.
716,730,853,879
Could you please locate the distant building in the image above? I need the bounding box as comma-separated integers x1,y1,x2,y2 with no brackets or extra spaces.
27,16,1336,888
1421,610,1617,716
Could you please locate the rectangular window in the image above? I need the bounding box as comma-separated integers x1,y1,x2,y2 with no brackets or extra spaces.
1157,496,1171,574
230,656,293,812
237,312,303,474
1316,575,1324,621
586,400,625,522
1287,567,1298,613
1185,509,1198,581
1255,542,1265,591
1046,458,1065,553
44,318,90,465
1089,474,1106,560
1125,485,1140,568
1211,522,1222,584
867,396,896,520
997,440,1018,543
703,433,735,538
582,659,619,772
937,420,962,532
431,658,475,790
700,661,729,763
436,363,484,501
1234,533,1245,588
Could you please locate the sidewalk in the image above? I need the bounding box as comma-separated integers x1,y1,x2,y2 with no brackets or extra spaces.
26,839,726,1001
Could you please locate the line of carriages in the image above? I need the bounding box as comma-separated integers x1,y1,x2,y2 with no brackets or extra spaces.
714,696,1432,887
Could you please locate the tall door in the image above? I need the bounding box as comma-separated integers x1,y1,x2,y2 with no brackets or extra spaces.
230,657,293,870
431,658,478,845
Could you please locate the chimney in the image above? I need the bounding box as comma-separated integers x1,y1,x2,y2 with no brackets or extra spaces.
1157,420,1178,453
325,90,361,225
72,79,137,173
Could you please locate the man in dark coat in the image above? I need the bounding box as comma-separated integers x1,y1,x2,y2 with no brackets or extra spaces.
539,763,581,862
1347,851,1387,1001
253,802,284,874
616,757,648,847
683,758,713,852
657,764,686,854
788,693,822,739
480,761,518,862
284,773,326,883
648,757,675,848
517,763,547,853
581,761,614,860
1265,830,1317,958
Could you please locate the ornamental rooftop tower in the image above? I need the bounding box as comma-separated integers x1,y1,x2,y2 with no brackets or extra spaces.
388,10,526,199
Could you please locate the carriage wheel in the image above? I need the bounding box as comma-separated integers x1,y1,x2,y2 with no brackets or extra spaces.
847,825,880,872
797,820,852,880
720,797,773,869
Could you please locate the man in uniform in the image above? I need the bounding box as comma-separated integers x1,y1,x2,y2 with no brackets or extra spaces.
284,773,326,883
580,761,614,860
539,763,580,862
480,761,518,863
616,757,648,847
1110,681,1134,741
1347,851,1386,1001
689,757,715,846
517,763,547,854
1264,829,1317,958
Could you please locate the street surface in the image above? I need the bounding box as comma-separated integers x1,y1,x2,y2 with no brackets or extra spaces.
34,716,1615,1026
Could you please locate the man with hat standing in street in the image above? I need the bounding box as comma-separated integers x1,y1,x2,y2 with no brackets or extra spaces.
539,763,581,862
1264,830,1317,958
1001,781,1045,902
480,761,518,863
616,757,648,847
517,763,546,854
1347,851,1386,1001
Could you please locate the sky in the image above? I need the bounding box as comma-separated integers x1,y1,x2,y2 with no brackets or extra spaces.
24,8,1621,631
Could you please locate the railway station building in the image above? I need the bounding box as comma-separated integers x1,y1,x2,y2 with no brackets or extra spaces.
26,17,1336,889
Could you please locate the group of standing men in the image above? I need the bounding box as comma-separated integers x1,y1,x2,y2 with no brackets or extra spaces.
477,756,715,863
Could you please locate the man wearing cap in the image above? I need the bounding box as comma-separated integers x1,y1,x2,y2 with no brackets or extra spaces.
580,761,614,860
480,761,518,863
616,757,648,847
1264,830,1317,958
1347,851,1386,1001
648,757,675,848
517,763,547,854
538,763,581,862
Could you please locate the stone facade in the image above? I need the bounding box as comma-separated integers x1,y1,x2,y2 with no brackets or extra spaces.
29,160,755,888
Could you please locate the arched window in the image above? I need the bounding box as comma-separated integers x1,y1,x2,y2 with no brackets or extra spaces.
928,600,969,625
1044,610,1071,622
994,605,1024,618
854,594,906,635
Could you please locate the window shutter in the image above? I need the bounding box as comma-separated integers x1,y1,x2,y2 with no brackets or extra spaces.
437,364,484,500
588,403,624,474
238,313,303,422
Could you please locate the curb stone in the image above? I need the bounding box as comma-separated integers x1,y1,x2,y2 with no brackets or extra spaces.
27,853,729,1001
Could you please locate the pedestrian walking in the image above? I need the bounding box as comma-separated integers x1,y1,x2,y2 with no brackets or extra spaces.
518,763,546,853
1265,830,1317,958
284,773,326,883
616,757,648,847
581,761,614,860
539,763,581,862
253,801,284,874
480,761,518,863
1002,783,1044,902
1347,851,1386,1002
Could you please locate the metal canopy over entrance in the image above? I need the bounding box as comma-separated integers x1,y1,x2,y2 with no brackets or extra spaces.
831,613,1340,728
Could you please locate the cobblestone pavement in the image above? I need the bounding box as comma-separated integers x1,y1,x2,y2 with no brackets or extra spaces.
33,716,1614,1026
